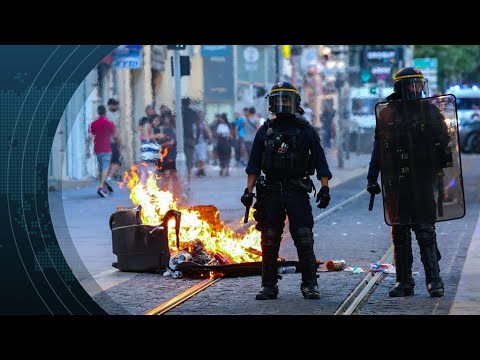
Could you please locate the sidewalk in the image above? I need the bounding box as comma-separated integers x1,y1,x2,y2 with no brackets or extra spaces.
450,210,480,315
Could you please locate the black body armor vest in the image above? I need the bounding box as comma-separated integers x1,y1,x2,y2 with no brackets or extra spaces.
261,124,312,178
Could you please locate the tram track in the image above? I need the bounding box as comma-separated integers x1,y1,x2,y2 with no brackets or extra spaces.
144,273,223,315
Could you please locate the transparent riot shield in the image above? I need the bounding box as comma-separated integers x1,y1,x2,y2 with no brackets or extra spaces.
375,94,465,226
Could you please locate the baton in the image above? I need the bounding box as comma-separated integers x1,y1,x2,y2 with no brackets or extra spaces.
244,205,250,223
368,193,375,211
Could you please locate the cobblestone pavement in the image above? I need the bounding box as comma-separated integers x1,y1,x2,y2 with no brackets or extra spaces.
94,270,366,315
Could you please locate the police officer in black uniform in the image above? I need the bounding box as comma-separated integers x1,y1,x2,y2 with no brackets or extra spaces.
241,82,332,300
367,67,449,298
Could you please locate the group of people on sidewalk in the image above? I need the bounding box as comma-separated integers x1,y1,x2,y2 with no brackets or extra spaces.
137,103,182,200
207,107,266,177
86,97,265,202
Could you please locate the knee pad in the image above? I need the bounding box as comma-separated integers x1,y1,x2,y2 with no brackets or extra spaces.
391,225,411,247
415,224,436,247
291,227,314,248
261,227,281,254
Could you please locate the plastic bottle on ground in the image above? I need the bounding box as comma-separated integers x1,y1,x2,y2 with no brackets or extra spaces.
277,266,297,274
326,259,347,271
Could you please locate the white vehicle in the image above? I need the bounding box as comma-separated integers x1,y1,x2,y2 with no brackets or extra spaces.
346,85,393,153
445,85,480,124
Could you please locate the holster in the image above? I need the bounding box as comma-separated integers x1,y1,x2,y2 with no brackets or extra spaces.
287,176,316,195
256,175,268,200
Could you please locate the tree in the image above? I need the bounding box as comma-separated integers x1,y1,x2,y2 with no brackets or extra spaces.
414,45,480,91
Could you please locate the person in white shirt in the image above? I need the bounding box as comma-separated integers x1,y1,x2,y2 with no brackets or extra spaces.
215,113,233,176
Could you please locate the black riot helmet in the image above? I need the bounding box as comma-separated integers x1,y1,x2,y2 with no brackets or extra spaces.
266,82,303,114
393,67,429,100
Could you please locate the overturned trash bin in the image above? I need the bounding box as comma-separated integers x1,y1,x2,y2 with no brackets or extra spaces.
110,205,180,273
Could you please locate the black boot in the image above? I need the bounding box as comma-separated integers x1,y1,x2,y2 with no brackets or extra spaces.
416,224,444,297
420,244,444,297
292,227,320,299
256,228,281,300
300,284,320,299
389,226,415,297
256,285,279,300
389,244,415,297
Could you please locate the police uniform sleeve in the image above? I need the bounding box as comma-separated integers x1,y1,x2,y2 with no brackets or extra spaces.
245,125,266,175
309,125,332,180
367,126,380,181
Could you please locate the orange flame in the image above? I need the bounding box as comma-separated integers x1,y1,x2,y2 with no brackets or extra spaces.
161,147,169,159
122,166,262,263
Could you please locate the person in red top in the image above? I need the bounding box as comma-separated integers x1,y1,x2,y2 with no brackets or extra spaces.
86,105,122,197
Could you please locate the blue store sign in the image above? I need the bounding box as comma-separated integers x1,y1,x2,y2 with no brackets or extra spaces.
203,45,234,102
201,45,230,57
113,45,143,69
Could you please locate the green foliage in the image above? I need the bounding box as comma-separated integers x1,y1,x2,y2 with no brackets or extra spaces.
414,45,480,91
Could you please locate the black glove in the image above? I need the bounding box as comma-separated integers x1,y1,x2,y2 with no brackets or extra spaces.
316,186,330,209
367,180,381,195
241,188,255,208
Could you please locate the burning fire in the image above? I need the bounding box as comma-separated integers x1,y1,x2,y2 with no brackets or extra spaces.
121,164,262,263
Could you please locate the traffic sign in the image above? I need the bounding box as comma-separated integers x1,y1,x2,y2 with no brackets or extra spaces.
413,57,438,93
243,46,260,63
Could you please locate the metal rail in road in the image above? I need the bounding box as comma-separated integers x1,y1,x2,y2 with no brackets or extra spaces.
144,273,223,315
334,245,394,315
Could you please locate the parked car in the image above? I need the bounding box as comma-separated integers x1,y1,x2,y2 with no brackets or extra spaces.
459,119,480,153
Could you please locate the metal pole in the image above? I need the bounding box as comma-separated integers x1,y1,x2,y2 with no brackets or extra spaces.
291,53,297,87
123,69,134,167
336,45,350,169
249,82,254,105
233,45,238,115
173,50,186,180
344,46,350,161
275,45,280,82
336,83,344,169
143,45,153,106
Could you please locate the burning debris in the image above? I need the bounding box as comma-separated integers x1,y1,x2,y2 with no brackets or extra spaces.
168,239,213,271
185,239,212,264
112,165,263,274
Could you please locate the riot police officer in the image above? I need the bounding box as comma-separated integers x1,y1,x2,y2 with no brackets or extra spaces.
367,67,464,298
241,82,332,300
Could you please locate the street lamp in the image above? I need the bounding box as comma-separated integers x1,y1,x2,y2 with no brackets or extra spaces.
335,45,350,168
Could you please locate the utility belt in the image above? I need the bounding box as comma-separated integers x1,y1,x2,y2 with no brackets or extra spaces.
265,175,316,195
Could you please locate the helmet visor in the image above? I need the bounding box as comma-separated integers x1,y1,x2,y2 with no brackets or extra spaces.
268,92,297,114
400,77,429,100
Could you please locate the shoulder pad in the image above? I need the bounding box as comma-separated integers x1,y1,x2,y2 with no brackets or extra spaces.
294,114,309,126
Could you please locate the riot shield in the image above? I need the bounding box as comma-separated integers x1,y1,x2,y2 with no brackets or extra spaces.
375,94,465,226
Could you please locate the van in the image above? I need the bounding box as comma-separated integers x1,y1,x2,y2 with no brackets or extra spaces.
445,86,480,124
346,85,393,153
